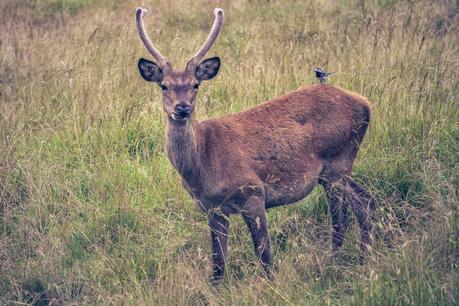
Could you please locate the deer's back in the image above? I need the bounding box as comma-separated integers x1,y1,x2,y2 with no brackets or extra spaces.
199,84,370,160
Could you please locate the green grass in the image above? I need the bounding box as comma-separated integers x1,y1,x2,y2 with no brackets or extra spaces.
1,0,458,304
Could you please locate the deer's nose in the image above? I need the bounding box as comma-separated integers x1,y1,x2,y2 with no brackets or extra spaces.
175,103,191,116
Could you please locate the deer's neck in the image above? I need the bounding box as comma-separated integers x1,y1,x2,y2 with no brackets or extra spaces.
165,116,201,181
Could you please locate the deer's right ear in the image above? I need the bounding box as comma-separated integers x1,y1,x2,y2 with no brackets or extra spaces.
138,58,163,83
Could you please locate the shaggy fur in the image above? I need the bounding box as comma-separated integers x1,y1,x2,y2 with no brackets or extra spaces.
164,83,376,283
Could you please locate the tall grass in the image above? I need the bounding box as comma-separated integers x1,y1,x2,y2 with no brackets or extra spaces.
0,0,458,304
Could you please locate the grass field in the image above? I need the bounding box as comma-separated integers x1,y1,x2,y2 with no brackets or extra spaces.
0,0,458,304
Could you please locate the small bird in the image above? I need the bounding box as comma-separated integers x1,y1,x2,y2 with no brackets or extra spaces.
314,68,335,83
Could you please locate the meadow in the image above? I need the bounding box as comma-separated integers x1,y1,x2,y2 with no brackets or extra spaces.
0,0,458,304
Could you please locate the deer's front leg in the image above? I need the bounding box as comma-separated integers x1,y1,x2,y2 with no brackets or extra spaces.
208,211,229,285
241,196,273,279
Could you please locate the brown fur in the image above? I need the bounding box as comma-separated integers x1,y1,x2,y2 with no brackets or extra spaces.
168,84,370,209
164,83,376,283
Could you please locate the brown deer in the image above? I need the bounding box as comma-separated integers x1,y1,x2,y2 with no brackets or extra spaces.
135,7,376,284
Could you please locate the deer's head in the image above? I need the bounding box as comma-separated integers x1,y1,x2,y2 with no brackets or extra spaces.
136,7,223,122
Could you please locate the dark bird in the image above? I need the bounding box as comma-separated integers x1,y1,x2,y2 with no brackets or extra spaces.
314,68,335,83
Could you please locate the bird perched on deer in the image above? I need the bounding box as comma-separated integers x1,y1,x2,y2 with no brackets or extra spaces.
315,68,335,83
135,6,376,285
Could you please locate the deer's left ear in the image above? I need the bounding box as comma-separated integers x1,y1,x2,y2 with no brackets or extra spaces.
195,57,220,81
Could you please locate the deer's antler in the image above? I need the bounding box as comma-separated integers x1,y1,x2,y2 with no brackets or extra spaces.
187,8,224,69
135,7,171,70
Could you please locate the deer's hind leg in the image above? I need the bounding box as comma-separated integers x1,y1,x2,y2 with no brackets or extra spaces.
320,176,350,254
343,176,376,254
320,166,376,256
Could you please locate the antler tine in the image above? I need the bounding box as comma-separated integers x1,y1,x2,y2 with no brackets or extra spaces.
135,7,170,69
187,8,224,68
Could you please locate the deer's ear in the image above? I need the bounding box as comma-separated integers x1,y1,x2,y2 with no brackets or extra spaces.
138,58,163,83
195,57,220,81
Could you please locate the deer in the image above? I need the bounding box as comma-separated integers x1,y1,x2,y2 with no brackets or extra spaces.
135,6,376,284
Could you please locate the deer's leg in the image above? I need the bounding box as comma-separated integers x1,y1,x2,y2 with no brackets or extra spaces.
344,176,376,254
241,196,273,278
322,179,349,254
208,211,229,285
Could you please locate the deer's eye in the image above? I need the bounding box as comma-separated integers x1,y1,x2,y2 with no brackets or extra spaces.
160,85,168,91
193,84,200,90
